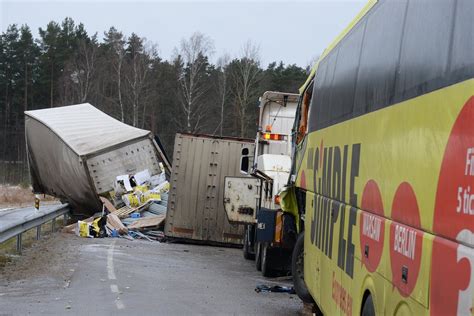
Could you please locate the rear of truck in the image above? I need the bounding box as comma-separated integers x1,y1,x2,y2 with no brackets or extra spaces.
224,91,298,276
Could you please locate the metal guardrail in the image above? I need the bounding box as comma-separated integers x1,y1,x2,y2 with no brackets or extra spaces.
0,204,69,253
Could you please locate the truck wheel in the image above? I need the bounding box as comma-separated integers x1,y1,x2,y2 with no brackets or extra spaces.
292,232,314,303
255,242,262,271
361,293,375,316
243,226,255,260
261,243,275,277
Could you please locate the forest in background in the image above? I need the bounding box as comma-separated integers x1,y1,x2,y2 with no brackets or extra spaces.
0,18,309,184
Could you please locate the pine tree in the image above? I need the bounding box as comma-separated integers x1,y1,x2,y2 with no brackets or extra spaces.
17,25,40,112
38,21,61,107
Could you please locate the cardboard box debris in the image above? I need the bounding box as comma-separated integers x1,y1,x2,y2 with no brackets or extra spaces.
106,213,128,235
61,166,170,242
127,215,166,230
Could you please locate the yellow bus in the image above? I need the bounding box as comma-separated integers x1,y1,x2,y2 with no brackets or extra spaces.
289,0,474,315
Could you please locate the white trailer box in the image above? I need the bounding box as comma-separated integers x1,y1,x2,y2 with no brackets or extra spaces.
165,133,255,245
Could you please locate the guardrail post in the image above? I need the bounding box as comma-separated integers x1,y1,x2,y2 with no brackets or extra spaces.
36,225,41,240
16,233,22,254
0,204,69,246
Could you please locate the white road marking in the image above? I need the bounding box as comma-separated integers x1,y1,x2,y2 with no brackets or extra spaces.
107,241,117,280
110,284,119,293
107,241,125,310
116,299,125,310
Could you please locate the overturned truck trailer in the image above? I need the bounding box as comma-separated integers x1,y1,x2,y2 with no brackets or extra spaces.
25,103,170,214
165,133,255,246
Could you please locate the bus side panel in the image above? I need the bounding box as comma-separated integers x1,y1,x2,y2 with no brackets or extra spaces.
305,194,433,316
305,194,357,315
305,192,344,315
351,207,430,316
297,80,474,239
319,196,343,316
304,192,321,306
430,235,474,315
298,81,474,314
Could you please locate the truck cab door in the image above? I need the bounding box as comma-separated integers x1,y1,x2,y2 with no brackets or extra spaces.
223,176,260,224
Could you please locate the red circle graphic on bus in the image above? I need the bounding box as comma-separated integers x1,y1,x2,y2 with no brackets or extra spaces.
430,96,474,315
299,170,306,190
389,182,423,297
360,180,385,272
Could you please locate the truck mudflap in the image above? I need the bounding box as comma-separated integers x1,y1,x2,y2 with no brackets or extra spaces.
256,208,297,249
223,176,260,224
256,208,276,242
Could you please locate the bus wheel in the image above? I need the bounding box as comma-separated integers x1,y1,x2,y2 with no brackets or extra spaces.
361,293,375,316
243,226,255,260
255,242,262,271
292,232,314,303
261,243,275,277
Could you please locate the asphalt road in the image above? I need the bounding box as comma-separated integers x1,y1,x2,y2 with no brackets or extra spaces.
0,235,302,315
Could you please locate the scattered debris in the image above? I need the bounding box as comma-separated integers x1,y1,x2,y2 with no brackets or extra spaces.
127,215,165,230
63,167,170,242
255,284,296,294
106,213,128,235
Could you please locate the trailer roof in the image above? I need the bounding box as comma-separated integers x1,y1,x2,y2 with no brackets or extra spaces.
261,91,299,104
25,103,150,156
178,132,254,143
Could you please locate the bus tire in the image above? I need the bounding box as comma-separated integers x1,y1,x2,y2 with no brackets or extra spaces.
292,232,314,303
261,243,275,277
243,226,255,260
361,293,375,316
255,242,262,271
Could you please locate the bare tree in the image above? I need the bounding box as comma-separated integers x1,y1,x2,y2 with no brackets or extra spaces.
57,63,75,105
125,33,150,127
72,36,98,102
140,43,159,129
231,40,262,137
57,36,98,106
177,32,214,133
215,53,230,136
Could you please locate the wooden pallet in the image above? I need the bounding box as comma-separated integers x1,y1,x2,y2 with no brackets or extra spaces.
127,215,166,230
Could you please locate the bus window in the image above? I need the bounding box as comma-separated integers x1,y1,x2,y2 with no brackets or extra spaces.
330,19,365,122
395,0,455,101
354,0,407,114
450,0,474,82
309,48,339,131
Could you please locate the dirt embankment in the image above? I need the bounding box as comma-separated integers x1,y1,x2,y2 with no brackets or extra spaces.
0,233,80,288
0,185,56,208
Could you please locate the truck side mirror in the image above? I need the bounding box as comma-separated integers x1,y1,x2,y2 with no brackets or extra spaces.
240,148,250,174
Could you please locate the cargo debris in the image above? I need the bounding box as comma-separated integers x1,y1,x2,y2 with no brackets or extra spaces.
62,167,171,241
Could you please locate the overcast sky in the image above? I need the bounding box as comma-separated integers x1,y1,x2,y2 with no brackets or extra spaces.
0,0,367,68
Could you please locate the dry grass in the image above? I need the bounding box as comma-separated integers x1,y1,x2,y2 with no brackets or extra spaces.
0,185,56,208
0,217,65,268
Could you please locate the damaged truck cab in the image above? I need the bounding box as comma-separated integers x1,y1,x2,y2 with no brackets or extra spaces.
224,91,299,276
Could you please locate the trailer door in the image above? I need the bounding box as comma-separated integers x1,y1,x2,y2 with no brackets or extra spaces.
223,177,260,224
